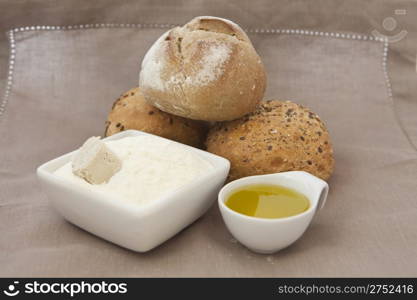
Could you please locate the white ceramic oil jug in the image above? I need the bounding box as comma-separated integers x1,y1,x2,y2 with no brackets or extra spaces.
218,171,329,254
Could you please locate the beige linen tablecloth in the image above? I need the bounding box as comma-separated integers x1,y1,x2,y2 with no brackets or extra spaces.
1,0,417,277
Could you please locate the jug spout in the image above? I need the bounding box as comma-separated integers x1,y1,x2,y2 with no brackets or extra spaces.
280,171,329,211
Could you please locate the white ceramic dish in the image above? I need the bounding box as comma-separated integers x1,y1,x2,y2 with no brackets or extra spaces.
218,171,329,254
37,130,230,252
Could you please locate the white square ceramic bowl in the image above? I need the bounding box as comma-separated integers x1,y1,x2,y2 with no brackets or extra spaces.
36,130,230,252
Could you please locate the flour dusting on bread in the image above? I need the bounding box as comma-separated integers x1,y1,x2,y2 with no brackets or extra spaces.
139,16,266,121
185,43,231,86
140,31,169,91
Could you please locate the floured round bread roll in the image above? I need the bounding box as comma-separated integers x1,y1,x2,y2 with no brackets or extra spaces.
105,87,207,148
139,16,266,121
206,100,335,181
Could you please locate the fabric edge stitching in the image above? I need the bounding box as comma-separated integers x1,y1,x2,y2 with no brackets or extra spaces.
0,31,15,118
0,24,390,119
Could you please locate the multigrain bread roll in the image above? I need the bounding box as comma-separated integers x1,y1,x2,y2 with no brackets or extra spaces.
139,16,266,121
206,100,335,181
105,87,207,148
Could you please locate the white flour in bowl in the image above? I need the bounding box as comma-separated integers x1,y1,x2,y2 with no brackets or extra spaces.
54,135,213,205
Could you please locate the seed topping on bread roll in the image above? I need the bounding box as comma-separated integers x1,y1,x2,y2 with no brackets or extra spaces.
206,100,335,181
105,87,207,148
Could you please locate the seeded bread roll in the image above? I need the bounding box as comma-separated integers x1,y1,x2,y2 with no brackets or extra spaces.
206,100,335,181
105,87,207,148
139,16,266,121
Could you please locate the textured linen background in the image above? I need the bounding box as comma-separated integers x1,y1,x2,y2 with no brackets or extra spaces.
0,0,417,277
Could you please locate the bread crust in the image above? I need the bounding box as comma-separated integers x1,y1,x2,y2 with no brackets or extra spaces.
105,87,207,148
139,16,266,121
206,100,335,181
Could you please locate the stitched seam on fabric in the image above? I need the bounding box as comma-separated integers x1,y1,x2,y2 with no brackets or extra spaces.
0,23,389,120
0,30,15,119
381,40,417,152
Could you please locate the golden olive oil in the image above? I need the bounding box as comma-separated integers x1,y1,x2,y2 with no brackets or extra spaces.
225,184,310,219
